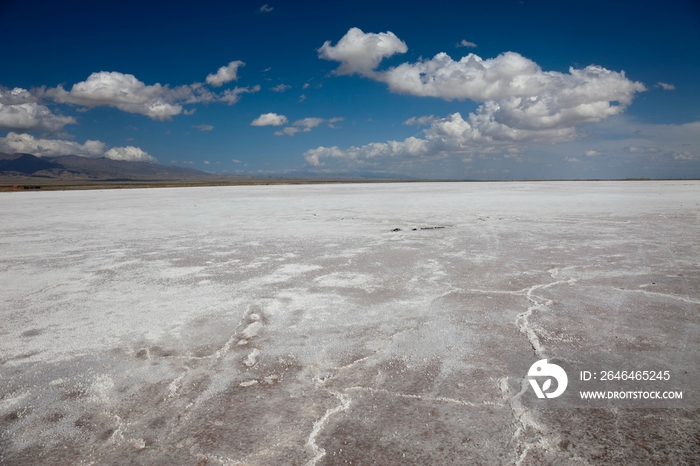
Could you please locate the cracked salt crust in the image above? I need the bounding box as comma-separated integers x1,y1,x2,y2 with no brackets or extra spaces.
1,181,698,465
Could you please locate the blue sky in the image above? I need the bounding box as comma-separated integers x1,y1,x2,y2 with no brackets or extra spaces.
1,0,698,179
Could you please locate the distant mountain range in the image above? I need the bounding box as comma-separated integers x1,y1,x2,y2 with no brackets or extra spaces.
0,153,209,181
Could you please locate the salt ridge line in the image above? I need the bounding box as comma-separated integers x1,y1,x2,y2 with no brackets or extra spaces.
593,285,700,305
501,374,565,466
515,268,577,359
304,391,351,466
345,386,504,407
509,268,576,463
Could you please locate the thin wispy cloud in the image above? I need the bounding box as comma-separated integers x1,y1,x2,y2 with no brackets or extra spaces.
274,117,343,136
271,84,291,92
403,115,437,126
456,40,477,48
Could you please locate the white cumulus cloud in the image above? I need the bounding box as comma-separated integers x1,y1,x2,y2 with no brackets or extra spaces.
251,112,288,126
0,132,155,162
45,72,185,120
318,27,408,76
105,146,157,162
303,146,346,166
309,28,647,167
0,102,76,132
379,53,644,128
0,87,37,105
0,87,77,132
206,61,245,87
304,111,579,167
193,123,214,131
0,132,105,157
304,136,430,166
321,29,645,131
656,82,675,90
42,69,255,120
